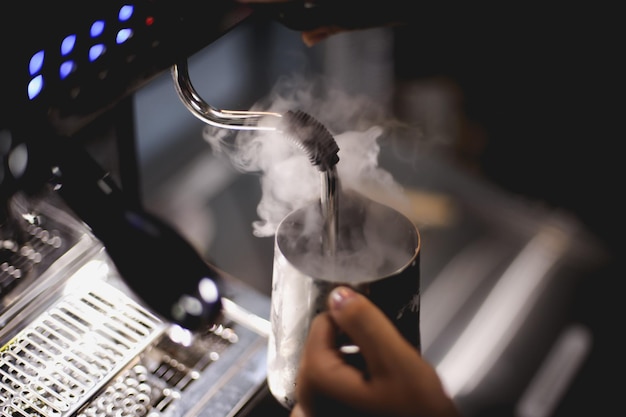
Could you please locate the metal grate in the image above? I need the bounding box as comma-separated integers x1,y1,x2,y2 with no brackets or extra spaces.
75,363,157,417
0,281,165,417
73,322,242,417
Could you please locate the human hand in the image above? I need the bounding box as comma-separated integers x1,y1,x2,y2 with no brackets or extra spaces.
289,286,461,417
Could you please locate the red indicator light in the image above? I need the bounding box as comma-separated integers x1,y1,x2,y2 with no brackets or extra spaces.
145,16,154,26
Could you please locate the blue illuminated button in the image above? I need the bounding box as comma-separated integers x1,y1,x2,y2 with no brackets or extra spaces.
89,44,106,61
90,20,105,38
61,35,77,56
118,5,134,22
28,51,44,76
116,28,133,44
28,75,44,100
59,61,76,79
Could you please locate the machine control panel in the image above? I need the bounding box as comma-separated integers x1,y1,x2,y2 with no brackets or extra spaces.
1,1,251,135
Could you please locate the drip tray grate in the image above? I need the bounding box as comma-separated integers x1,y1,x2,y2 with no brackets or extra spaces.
0,280,166,417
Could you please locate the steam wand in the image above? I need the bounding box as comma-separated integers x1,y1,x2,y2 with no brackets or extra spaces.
320,165,339,256
172,61,282,131
172,60,341,255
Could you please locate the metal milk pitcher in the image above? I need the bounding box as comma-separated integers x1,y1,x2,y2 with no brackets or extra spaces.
266,189,421,409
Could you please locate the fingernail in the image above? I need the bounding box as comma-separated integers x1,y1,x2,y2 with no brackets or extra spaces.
329,286,356,310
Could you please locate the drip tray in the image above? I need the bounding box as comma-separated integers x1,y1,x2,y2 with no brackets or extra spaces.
1,280,166,416
1,255,270,417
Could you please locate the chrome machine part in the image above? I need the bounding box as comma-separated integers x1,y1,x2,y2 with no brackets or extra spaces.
0,190,271,417
172,61,284,132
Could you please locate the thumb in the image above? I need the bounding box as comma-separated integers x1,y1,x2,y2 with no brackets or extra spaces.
327,286,416,372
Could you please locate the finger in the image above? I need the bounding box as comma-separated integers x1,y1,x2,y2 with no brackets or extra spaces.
289,403,306,417
301,311,337,352
300,313,366,383
297,313,373,399
327,286,417,373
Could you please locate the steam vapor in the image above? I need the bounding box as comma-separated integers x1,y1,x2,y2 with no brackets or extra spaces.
201,73,413,239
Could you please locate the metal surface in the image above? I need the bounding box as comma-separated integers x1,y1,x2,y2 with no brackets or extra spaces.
0,190,271,417
172,61,283,131
320,167,339,256
1,278,166,416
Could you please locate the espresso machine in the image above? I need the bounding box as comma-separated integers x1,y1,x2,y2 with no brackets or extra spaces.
0,2,282,416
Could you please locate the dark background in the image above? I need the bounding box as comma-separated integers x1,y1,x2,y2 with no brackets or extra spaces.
392,9,620,416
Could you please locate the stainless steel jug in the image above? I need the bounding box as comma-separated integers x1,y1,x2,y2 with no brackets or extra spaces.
267,190,421,409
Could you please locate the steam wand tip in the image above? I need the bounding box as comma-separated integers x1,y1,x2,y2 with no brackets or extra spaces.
280,109,340,172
